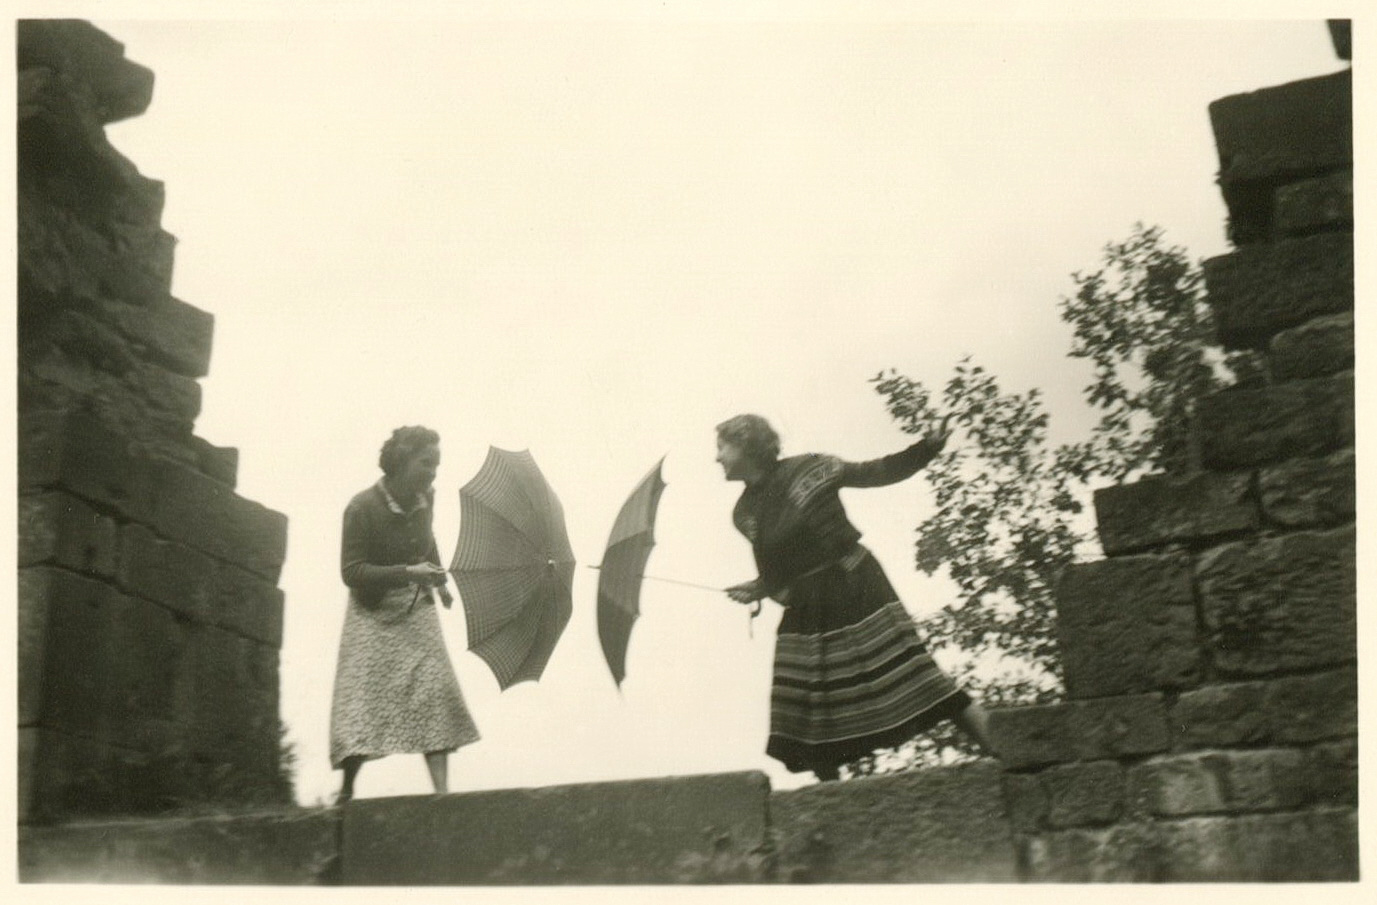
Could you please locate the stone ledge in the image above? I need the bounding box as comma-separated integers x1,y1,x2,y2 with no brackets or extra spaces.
18,809,341,884
341,772,772,885
771,761,1017,882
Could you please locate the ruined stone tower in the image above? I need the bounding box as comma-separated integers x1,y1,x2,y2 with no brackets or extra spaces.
17,20,290,823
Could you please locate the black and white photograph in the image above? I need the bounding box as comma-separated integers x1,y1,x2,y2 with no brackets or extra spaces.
12,0,1366,892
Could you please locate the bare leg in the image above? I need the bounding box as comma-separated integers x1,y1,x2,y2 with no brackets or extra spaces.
337,756,364,804
425,751,449,794
952,702,999,759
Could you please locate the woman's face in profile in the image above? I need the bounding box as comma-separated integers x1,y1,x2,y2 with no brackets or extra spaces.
716,436,750,481
396,444,441,496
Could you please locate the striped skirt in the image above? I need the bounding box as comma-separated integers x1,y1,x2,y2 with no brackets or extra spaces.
765,547,969,773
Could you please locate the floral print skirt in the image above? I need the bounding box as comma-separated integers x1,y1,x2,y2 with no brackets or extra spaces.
329,585,479,768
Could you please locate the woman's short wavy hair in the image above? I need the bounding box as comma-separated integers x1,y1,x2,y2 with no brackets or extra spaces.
378,425,441,477
715,414,781,466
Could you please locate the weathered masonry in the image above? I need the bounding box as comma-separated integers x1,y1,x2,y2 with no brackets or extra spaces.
18,20,290,824
16,19,1354,884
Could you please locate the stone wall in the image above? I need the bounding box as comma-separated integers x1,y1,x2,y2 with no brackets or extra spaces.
986,20,1355,881
17,20,290,823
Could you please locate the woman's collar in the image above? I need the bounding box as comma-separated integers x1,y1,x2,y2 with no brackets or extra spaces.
377,478,430,515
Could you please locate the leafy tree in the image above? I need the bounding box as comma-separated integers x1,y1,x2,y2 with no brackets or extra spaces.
844,224,1261,776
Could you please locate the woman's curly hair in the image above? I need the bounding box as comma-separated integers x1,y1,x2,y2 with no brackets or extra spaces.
715,414,781,467
378,425,441,477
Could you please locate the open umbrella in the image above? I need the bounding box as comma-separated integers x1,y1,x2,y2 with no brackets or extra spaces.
595,458,667,687
449,447,575,690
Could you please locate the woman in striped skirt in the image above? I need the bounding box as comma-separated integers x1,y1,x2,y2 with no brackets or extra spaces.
716,414,997,781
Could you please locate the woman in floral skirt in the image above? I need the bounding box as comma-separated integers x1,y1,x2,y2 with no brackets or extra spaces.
329,426,479,803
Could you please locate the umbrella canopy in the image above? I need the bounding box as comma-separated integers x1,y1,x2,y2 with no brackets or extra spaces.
597,458,667,687
450,447,575,690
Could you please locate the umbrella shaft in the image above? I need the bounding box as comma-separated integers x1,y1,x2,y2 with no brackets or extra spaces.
587,564,720,593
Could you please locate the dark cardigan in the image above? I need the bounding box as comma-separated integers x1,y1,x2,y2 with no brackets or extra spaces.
340,482,443,609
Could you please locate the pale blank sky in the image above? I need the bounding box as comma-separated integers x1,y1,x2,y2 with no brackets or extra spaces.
78,9,1345,805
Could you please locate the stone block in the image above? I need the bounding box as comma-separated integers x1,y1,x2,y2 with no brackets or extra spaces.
1198,527,1355,676
130,360,202,434
187,434,239,488
18,410,148,521
16,19,155,124
1171,682,1269,749
1265,666,1357,744
1203,232,1353,349
1054,554,1201,699
104,593,191,752
17,724,197,823
1208,70,1351,244
1129,749,1307,817
1021,822,1161,882
22,568,120,738
1259,449,1354,529
1270,312,1353,380
990,696,1170,771
184,627,280,780
1274,169,1352,238
18,569,55,726
1067,694,1172,760
1155,808,1357,881
342,772,772,885
1171,666,1356,749
19,727,116,824
1002,773,1048,834
148,458,288,581
19,810,342,884
771,762,1016,882
1041,761,1124,829
211,563,286,647
986,704,1077,769
1328,19,1351,60
18,490,120,575
1301,739,1357,808
102,222,178,305
118,522,216,620
1093,471,1257,555
1197,372,1352,470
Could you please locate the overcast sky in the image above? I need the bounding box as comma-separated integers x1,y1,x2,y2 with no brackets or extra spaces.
34,3,1350,805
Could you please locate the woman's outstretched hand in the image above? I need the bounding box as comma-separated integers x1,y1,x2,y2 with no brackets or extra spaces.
928,412,954,452
726,579,764,604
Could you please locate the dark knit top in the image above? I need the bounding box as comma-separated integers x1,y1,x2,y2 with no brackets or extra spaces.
340,480,442,609
730,438,942,600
